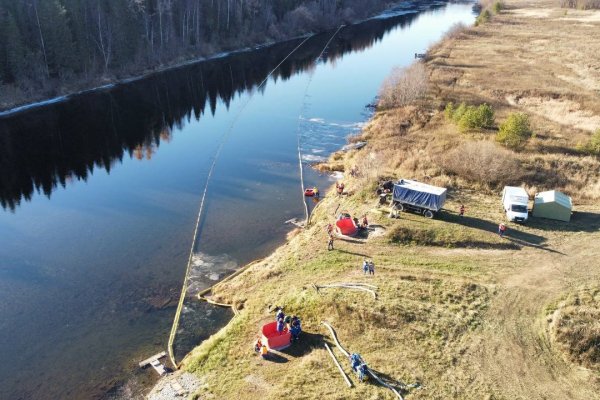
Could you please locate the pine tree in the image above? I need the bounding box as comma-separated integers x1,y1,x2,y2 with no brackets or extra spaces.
37,0,77,77
0,9,27,82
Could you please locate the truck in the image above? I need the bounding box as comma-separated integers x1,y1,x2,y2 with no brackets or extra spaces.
391,179,447,219
502,186,529,222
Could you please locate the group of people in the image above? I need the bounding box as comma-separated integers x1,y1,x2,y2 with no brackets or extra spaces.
354,214,368,230
254,338,269,358
362,259,375,275
276,308,302,341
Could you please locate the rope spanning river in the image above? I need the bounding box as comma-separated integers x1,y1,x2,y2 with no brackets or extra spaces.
0,2,476,399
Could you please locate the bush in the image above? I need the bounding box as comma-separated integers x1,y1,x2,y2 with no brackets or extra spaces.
559,0,600,9
492,1,503,13
475,9,491,25
378,62,429,109
496,113,533,149
445,102,495,132
444,22,468,40
588,129,600,155
441,141,523,187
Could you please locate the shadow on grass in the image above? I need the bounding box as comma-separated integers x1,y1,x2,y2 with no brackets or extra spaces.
367,368,418,394
503,236,566,255
527,211,600,233
262,351,288,363
282,331,326,358
334,248,371,258
335,235,365,244
438,211,547,245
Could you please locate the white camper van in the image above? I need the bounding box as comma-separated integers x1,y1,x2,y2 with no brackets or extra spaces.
502,186,529,222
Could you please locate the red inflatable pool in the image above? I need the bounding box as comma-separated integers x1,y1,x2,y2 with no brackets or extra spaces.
261,321,291,351
336,217,357,236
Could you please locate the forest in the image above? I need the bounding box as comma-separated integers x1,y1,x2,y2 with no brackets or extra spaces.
0,10,420,211
0,0,394,109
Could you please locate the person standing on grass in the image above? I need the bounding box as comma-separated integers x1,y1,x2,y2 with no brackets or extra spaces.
326,223,333,236
363,259,369,275
498,223,507,237
368,261,375,276
459,204,465,217
276,317,285,334
362,214,369,228
328,234,334,251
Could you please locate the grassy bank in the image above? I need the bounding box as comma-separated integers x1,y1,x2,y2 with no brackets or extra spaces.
179,0,600,398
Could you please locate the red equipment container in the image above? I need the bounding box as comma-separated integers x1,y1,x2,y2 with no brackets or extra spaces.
261,321,291,351
336,217,358,236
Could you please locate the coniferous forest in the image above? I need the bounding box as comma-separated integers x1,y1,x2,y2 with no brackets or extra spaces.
0,0,393,109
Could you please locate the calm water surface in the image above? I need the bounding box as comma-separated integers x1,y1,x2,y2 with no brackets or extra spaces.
0,2,475,399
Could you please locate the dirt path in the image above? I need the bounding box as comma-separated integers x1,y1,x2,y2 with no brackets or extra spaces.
469,236,600,399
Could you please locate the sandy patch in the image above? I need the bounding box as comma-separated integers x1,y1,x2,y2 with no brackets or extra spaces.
557,62,600,92
510,8,553,18
560,10,600,23
506,95,600,132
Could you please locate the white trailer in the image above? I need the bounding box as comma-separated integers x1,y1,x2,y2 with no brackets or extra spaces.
502,186,529,223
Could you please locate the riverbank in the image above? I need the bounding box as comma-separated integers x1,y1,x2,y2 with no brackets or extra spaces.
152,0,600,398
0,1,430,117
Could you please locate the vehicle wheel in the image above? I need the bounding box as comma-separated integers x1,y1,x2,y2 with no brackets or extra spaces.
395,203,404,212
424,210,434,219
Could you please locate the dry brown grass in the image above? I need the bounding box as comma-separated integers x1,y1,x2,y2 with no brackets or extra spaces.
353,0,600,202
441,141,523,188
180,1,600,399
549,287,600,370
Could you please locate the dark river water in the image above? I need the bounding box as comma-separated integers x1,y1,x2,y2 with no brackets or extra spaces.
0,2,475,399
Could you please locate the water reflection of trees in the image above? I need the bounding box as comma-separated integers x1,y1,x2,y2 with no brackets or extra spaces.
0,11,422,211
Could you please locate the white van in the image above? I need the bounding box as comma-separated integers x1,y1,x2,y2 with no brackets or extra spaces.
502,186,529,222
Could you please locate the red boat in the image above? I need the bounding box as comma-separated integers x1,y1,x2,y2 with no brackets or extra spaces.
304,188,315,196
336,215,358,236
261,321,291,351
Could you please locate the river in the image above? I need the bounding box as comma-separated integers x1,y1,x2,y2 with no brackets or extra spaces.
0,2,476,399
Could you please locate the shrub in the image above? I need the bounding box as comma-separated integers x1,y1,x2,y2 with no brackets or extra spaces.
444,22,468,40
496,113,533,149
559,0,600,9
444,102,455,120
475,103,495,127
579,129,600,155
452,102,468,122
378,62,429,109
492,1,503,13
475,9,491,25
588,129,600,155
445,102,495,132
440,141,523,187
